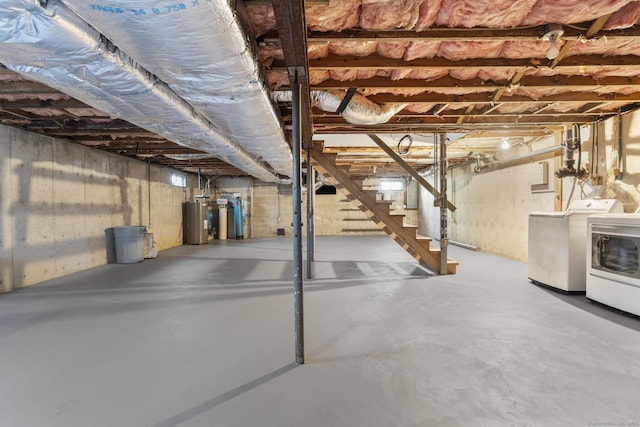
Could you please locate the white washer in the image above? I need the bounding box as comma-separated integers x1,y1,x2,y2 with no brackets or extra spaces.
528,199,622,292
587,213,640,317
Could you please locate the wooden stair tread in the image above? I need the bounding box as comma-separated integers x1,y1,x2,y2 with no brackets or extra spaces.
310,146,457,275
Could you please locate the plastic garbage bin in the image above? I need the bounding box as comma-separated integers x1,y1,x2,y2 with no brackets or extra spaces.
104,227,117,264
113,226,146,263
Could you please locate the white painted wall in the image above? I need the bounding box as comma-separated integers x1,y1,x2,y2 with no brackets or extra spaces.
418,112,640,263
0,125,199,292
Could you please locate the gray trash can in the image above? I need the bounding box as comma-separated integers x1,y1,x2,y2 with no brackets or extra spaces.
105,227,117,264
113,226,146,263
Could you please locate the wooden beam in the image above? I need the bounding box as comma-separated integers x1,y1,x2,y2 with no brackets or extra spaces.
367,134,456,212
304,74,640,92
312,114,609,126
0,99,91,109
300,53,640,71
551,14,613,68
306,24,640,43
366,91,640,104
271,0,313,145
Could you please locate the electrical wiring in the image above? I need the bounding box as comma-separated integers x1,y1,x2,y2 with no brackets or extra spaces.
396,134,413,155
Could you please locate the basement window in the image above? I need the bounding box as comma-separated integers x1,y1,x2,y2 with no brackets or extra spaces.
379,179,403,191
171,173,186,188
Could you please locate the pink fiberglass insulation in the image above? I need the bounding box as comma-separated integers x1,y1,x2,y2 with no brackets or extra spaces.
360,87,429,96
477,69,516,82
329,69,382,81
435,0,537,28
266,71,289,90
390,69,449,81
244,4,277,37
425,86,495,95
405,103,437,113
414,0,444,30
266,71,290,90
495,102,543,114
611,40,640,56
309,71,331,85
449,68,480,80
566,39,637,57
359,0,426,30
526,65,640,79
500,40,554,59
308,44,329,60
591,66,640,79
383,87,429,96
377,42,410,59
524,0,635,25
593,85,639,95
404,41,442,61
258,45,284,68
525,68,589,78
438,41,505,60
603,2,640,29
512,86,574,100
545,102,591,113
306,0,361,32
329,41,378,57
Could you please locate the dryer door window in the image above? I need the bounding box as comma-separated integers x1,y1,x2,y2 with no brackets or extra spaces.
592,233,640,278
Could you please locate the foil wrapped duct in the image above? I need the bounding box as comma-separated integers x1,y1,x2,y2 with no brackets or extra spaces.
275,90,407,125
0,0,289,183
61,0,292,178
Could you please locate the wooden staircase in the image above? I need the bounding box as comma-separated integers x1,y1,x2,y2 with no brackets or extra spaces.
308,142,458,274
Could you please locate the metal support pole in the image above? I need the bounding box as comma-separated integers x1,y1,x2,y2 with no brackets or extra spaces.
291,70,304,364
439,133,448,275
306,151,315,279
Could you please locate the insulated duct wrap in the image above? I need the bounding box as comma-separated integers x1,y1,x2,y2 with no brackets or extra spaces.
0,0,287,183
274,90,407,125
60,0,292,177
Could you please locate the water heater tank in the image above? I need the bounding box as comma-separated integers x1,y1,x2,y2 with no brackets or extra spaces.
183,201,208,245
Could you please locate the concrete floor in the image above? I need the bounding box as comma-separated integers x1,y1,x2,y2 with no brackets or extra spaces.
1,236,639,427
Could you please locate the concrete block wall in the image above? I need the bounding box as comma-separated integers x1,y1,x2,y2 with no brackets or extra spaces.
418,137,558,262
250,181,391,238
418,113,640,263
0,125,198,292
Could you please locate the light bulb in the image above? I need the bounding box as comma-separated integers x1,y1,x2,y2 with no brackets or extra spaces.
546,41,560,60
501,139,510,149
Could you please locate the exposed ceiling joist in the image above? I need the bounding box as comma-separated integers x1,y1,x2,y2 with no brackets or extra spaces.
305,24,640,43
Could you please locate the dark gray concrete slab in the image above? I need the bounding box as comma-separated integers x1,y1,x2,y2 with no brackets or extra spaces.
1,236,639,427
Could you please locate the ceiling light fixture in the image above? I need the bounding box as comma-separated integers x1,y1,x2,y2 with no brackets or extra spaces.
542,24,564,60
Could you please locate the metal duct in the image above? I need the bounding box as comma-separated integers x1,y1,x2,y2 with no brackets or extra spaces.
60,0,292,178
0,0,287,183
274,90,407,125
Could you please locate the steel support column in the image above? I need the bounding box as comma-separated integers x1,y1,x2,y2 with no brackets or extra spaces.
306,150,315,278
291,70,304,365
439,133,448,275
